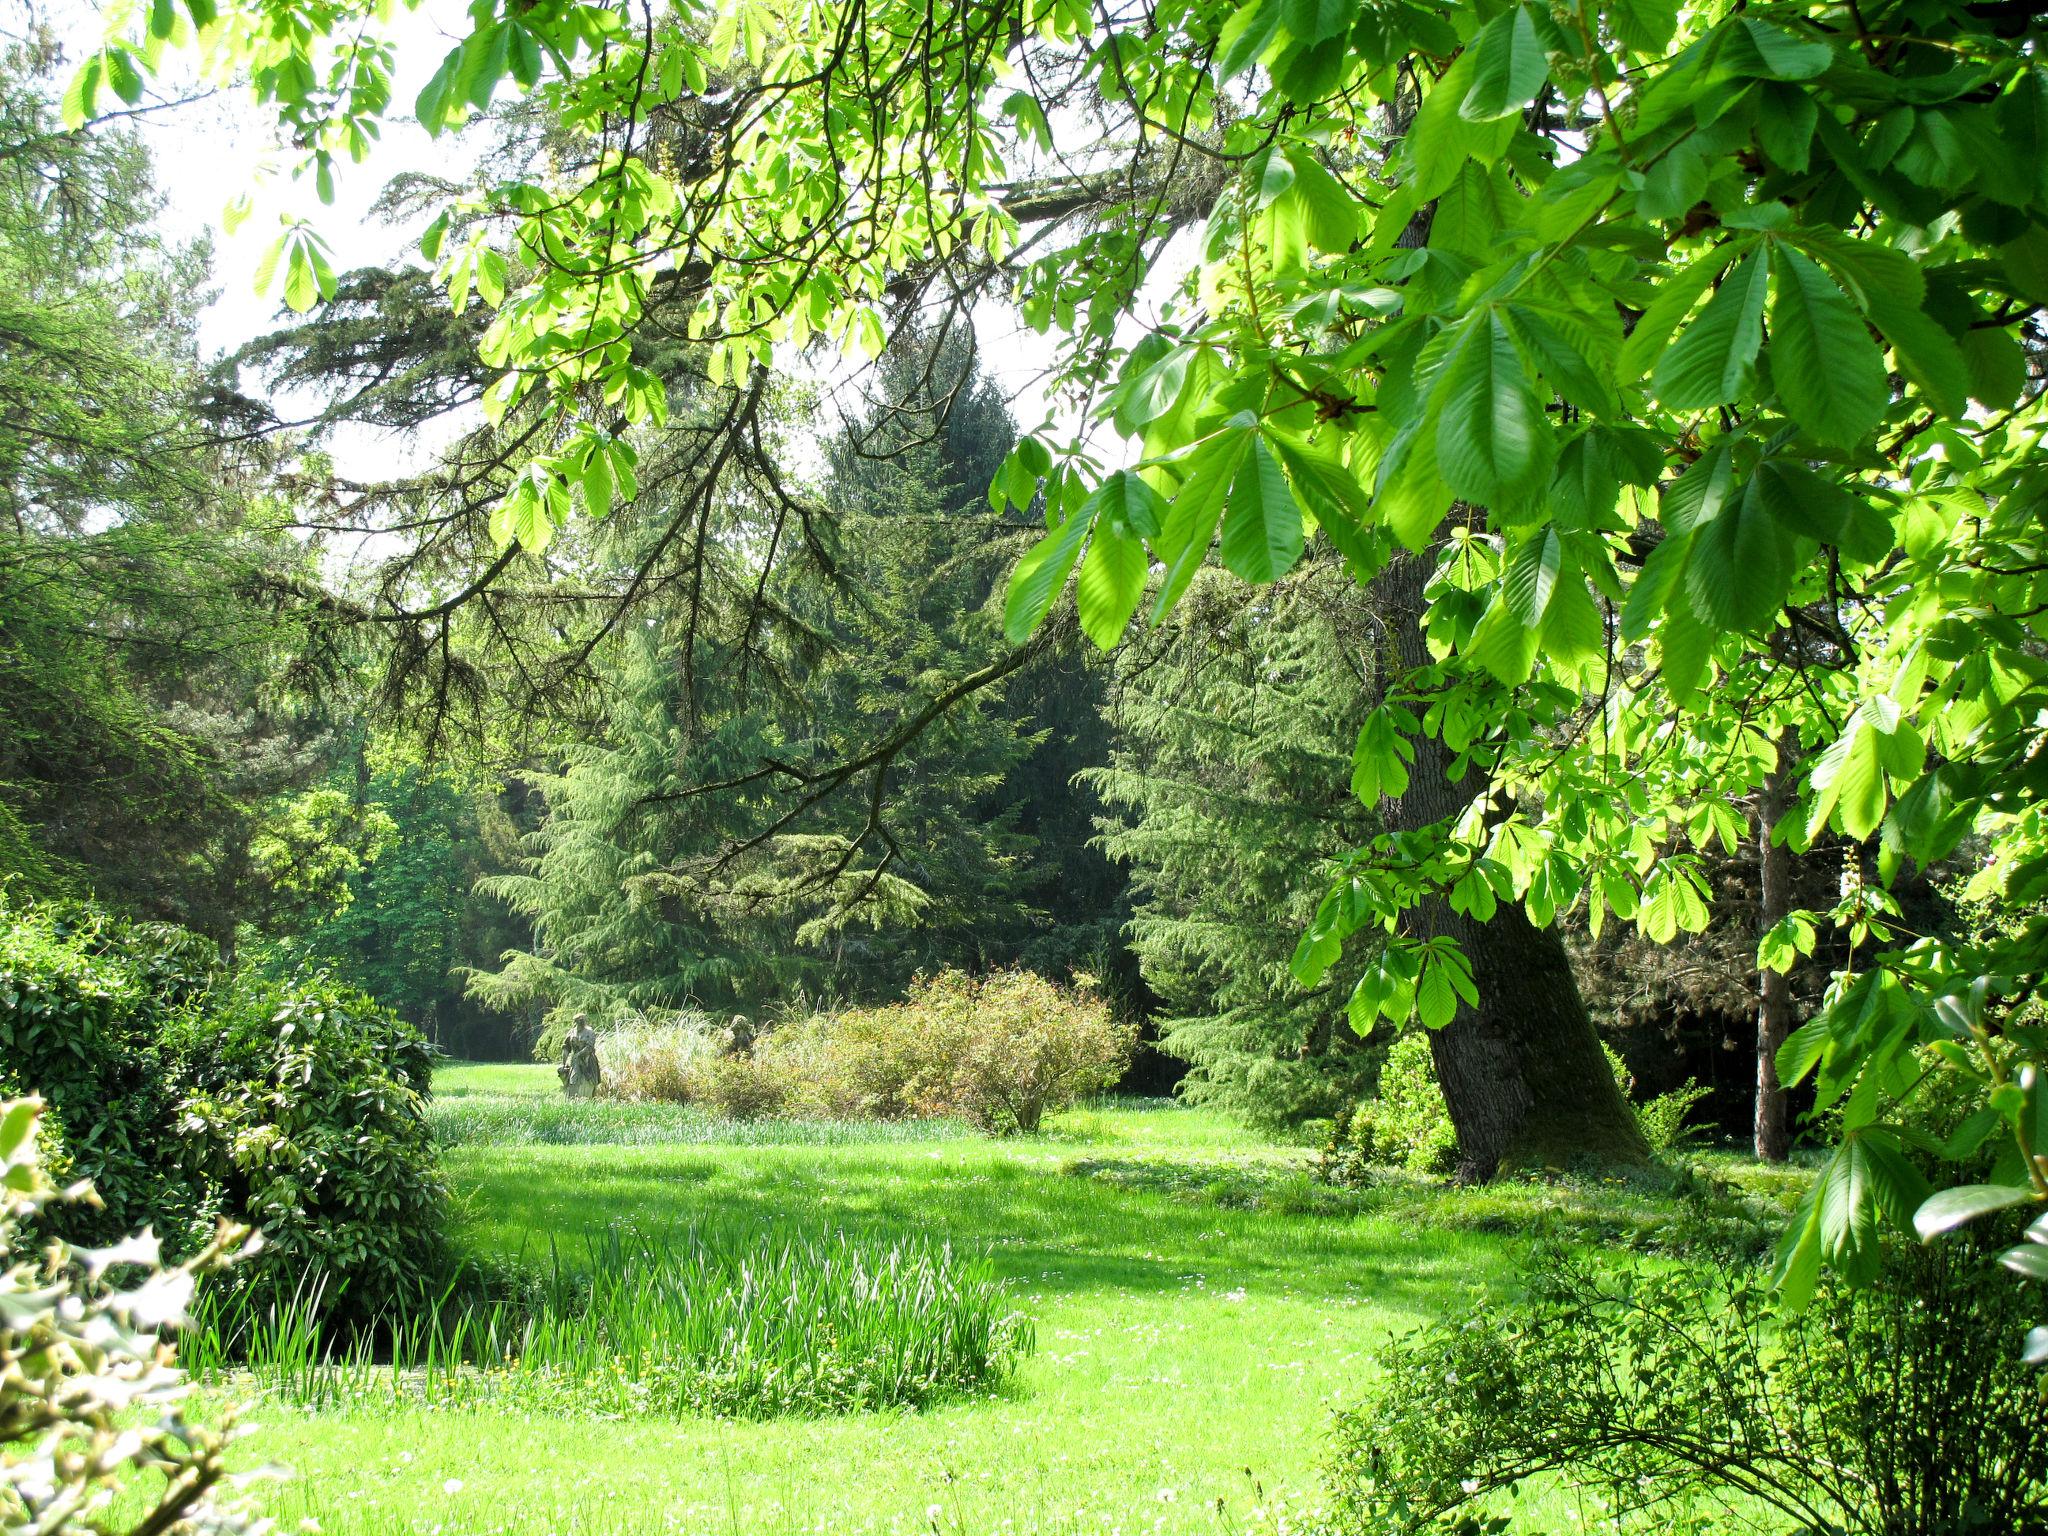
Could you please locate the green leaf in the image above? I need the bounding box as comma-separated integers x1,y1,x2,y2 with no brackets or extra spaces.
1351,707,1414,805
1076,523,1148,651
1616,245,1736,385
1866,294,1971,420
1807,712,1887,842
1718,17,1834,81
1817,1131,1928,1285
61,55,103,131
282,242,319,313
1461,6,1547,121
1959,324,2026,410
1220,436,1304,582
1756,81,1818,171
1374,418,1454,551
580,443,615,519
1152,432,1249,620
1468,593,1541,684
1685,474,1790,631
1416,954,1458,1029
104,46,144,107
1608,0,1677,54
1282,0,1356,44
1767,244,1888,446
1005,89,1053,149
1102,467,1166,540
1504,527,1564,626
1403,46,1519,200
1270,433,1375,564
2000,1245,2048,1280
1621,526,1688,642
1914,1182,2035,1239
1636,143,1707,222
1435,312,1547,505
1256,151,1297,208
1004,501,1096,643
1653,246,1767,410
1119,349,1192,431
1217,0,1282,81
1283,147,1360,251
1508,304,1618,416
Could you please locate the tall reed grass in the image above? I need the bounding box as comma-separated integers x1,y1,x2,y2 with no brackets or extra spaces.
182,1221,1031,1419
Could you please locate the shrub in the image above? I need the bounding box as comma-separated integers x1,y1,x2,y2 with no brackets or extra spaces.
1,896,448,1329
1323,1037,1690,1179
2,1096,264,1536
596,969,1134,1134
683,1051,793,1120
1635,1078,1712,1153
597,1010,724,1101
169,973,447,1323
1326,1032,1459,1176
777,969,1134,1132
0,904,194,1241
933,970,1136,1133
1324,1238,2048,1535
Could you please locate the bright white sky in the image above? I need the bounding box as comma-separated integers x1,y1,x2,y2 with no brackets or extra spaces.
38,0,1164,482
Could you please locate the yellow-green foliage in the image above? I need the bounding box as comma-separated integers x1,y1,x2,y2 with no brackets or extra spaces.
603,970,1134,1134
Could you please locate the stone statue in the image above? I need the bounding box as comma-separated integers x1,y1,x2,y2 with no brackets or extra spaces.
724,1013,756,1057
558,1012,600,1098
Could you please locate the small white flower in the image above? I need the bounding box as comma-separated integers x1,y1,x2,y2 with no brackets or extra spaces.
443,1479,465,1496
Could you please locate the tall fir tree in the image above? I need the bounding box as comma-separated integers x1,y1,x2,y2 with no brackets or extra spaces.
1086,560,1381,1128
468,344,1071,1045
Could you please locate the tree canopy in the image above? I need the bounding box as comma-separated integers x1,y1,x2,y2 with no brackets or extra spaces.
77,0,2048,1311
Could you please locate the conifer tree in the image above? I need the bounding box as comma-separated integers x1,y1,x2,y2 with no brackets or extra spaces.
1087,560,1379,1127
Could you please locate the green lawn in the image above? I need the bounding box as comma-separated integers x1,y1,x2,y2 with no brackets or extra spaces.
221,1064,1770,1536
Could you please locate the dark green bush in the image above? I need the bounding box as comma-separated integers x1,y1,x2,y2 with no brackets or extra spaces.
171,972,446,1320
1,897,447,1325
1325,1237,2048,1536
0,903,193,1240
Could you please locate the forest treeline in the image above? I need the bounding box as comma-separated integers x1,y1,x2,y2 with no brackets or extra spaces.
3,30,1823,1139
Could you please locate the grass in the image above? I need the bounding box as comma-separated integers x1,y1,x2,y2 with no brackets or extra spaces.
185,1221,1029,1418
431,1059,963,1147
199,1063,1781,1536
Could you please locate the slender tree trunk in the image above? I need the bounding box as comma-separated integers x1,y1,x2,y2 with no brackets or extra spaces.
1754,733,1795,1163
1379,551,1649,1178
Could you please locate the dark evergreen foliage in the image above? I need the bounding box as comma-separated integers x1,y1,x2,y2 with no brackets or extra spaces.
1086,560,1382,1127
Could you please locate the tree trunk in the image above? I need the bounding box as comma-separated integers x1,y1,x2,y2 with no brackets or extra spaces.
1379,550,1649,1178
1754,734,1795,1163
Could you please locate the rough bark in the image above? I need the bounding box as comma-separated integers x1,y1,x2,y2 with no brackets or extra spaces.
1753,734,1795,1163
1379,550,1650,1178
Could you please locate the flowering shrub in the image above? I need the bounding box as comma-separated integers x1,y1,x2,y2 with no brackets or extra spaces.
1,1096,265,1536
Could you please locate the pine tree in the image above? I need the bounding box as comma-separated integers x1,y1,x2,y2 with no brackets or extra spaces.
468,345,1067,1046
1085,561,1381,1128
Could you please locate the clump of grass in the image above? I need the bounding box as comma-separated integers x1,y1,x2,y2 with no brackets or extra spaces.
429,1094,960,1148
183,1221,1032,1419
